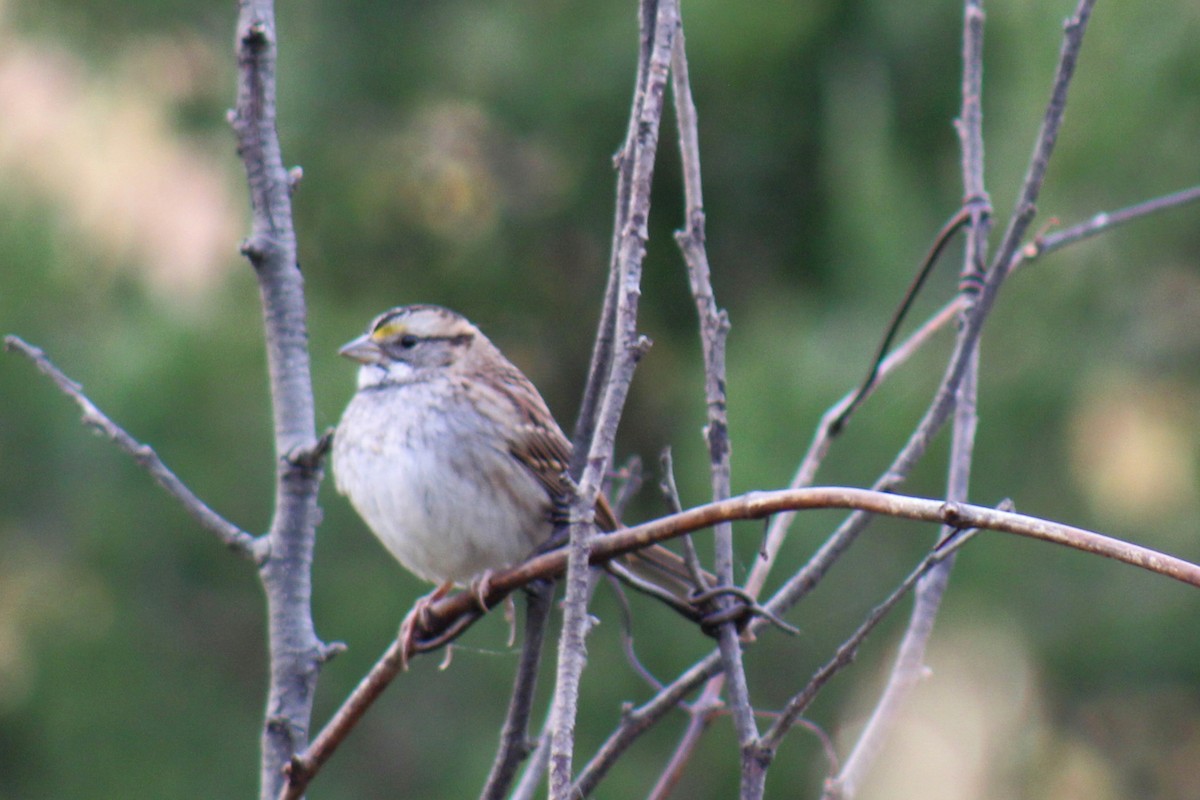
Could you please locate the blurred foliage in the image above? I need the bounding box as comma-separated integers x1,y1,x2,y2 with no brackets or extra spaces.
1,0,1199,797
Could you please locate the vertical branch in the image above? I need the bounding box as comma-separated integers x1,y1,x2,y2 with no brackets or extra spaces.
571,0,660,468
671,17,763,797
480,583,554,800
229,3,326,798
828,3,990,796
549,0,678,796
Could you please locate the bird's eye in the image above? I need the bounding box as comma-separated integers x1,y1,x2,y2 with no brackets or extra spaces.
398,334,419,349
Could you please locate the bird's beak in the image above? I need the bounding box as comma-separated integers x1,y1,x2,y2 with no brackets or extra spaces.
338,334,385,364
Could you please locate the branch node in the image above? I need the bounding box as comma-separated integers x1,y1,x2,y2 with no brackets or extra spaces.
242,19,271,47
631,335,653,361
240,236,267,267
284,429,334,474
319,641,348,664
287,166,304,194
939,500,964,526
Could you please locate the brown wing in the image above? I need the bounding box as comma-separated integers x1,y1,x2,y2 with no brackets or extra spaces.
493,364,575,508
495,363,712,592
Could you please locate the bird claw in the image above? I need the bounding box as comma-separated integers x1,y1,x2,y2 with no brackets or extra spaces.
467,571,494,614
398,581,453,669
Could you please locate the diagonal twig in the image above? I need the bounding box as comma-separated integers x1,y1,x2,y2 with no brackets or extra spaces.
669,8,760,789
1021,183,1200,261
4,335,261,559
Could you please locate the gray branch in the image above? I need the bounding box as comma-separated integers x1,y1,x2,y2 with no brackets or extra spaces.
228,3,328,799
3,335,261,559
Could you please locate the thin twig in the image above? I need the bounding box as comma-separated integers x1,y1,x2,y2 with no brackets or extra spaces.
570,0,659,468
4,336,261,559
670,11,759,783
511,727,553,800
550,0,678,795
1022,183,1200,261
480,582,554,800
984,0,1095,290
760,529,972,756
647,691,724,800
829,206,973,436
574,655,723,797
829,2,991,793
659,448,708,586
747,297,966,598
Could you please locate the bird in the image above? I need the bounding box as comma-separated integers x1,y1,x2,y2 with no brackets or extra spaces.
332,304,703,655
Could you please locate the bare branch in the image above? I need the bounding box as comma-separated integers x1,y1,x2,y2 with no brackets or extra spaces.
1022,184,1200,261
280,628,416,800
985,0,1095,288
575,655,722,796
550,0,679,795
647,691,724,800
761,527,980,758
830,206,974,436
4,335,261,559
748,297,966,596
480,583,554,800
228,3,327,798
669,9,758,780
830,2,993,792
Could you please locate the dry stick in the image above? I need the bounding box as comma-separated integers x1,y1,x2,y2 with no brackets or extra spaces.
828,206,973,437
479,581,554,800
228,4,332,798
668,12,762,798
480,592,554,800
985,0,1095,291
830,3,992,795
511,729,553,800
759,528,982,758
1025,183,1200,259
570,0,658,463
549,0,678,796
649,690,726,800
748,298,966,597
651,449,724,800
4,336,260,558
576,652,725,797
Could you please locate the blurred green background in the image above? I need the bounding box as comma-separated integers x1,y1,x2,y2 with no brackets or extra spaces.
2,0,1199,797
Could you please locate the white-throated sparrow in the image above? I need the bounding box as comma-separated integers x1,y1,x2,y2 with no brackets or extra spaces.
334,303,581,589
332,304,698,608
